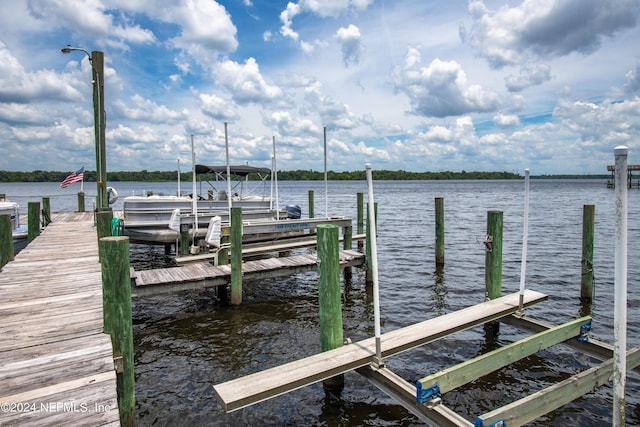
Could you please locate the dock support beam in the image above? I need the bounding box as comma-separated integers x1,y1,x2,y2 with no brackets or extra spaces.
27,201,40,242
581,204,595,300
435,197,445,267
99,236,135,427
317,224,344,390
230,207,243,305
485,211,503,300
0,215,13,269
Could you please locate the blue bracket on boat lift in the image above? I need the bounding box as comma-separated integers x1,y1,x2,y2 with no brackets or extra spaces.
578,319,592,342
474,418,506,427
415,382,440,404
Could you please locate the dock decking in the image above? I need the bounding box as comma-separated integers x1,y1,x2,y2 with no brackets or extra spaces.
133,249,365,297
0,212,120,426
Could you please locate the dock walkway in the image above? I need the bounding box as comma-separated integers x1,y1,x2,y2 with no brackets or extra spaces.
0,212,119,426
133,249,365,297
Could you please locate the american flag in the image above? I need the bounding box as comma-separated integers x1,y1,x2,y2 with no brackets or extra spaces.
60,167,84,188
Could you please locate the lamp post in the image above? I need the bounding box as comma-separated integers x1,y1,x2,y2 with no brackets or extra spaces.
61,46,108,209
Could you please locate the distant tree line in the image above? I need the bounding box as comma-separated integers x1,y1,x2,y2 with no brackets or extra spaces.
0,169,608,183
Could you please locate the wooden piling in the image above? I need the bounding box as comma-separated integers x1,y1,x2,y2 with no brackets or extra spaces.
308,190,315,218
230,207,243,305
99,236,135,427
27,201,40,242
343,223,353,282
317,224,344,390
435,197,445,267
581,204,595,300
96,208,113,240
485,211,503,300
357,192,364,251
77,191,85,212
0,214,13,268
42,197,51,226
179,224,190,256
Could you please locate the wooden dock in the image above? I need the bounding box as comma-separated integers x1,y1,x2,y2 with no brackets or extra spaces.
133,249,365,297
0,212,120,426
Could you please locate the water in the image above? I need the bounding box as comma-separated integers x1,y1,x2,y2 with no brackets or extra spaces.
2,179,639,426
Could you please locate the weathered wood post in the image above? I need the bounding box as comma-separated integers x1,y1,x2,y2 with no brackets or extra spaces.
343,222,353,282
0,214,13,269
581,204,595,300
357,192,364,252
42,197,51,227
230,207,243,305
77,191,85,212
317,224,344,390
96,209,113,240
27,201,40,242
435,197,445,267
99,236,135,427
308,190,315,219
179,224,190,256
485,211,503,300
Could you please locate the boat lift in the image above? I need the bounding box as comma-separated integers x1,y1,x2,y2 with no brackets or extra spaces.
213,154,640,425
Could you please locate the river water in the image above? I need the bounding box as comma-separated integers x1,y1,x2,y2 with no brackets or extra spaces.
2,178,639,426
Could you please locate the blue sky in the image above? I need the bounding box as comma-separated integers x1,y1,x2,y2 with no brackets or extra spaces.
0,0,639,175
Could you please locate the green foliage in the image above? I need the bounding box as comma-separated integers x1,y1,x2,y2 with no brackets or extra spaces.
0,169,610,183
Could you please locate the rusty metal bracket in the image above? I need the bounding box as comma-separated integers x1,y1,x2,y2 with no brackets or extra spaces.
483,235,493,253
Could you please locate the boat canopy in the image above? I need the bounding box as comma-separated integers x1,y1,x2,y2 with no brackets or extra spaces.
195,164,271,177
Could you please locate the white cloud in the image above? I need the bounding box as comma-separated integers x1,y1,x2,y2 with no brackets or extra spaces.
213,58,283,104
197,92,239,122
505,63,552,92
392,55,500,117
464,0,640,68
493,113,521,127
334,24,363,67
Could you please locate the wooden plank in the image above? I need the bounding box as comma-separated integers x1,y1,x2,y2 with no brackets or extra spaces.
0,212,119,426
416,316,592,396
476,345,640,427
213,290,547,412
133,249,365,297
357,365,474,427
175,233,366,265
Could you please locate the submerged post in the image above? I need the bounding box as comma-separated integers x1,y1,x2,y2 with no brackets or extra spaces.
581,204,595,300
0,215,13,269
435,197,445,267
99,236,135,427
27,201,40,242
485,211,503,300
317,224,344,390
613,146,628,425
230,207,243,305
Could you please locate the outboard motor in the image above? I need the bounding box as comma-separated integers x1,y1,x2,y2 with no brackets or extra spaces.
286,205,302,219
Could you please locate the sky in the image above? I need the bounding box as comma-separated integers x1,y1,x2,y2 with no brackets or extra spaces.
0,0,639,175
